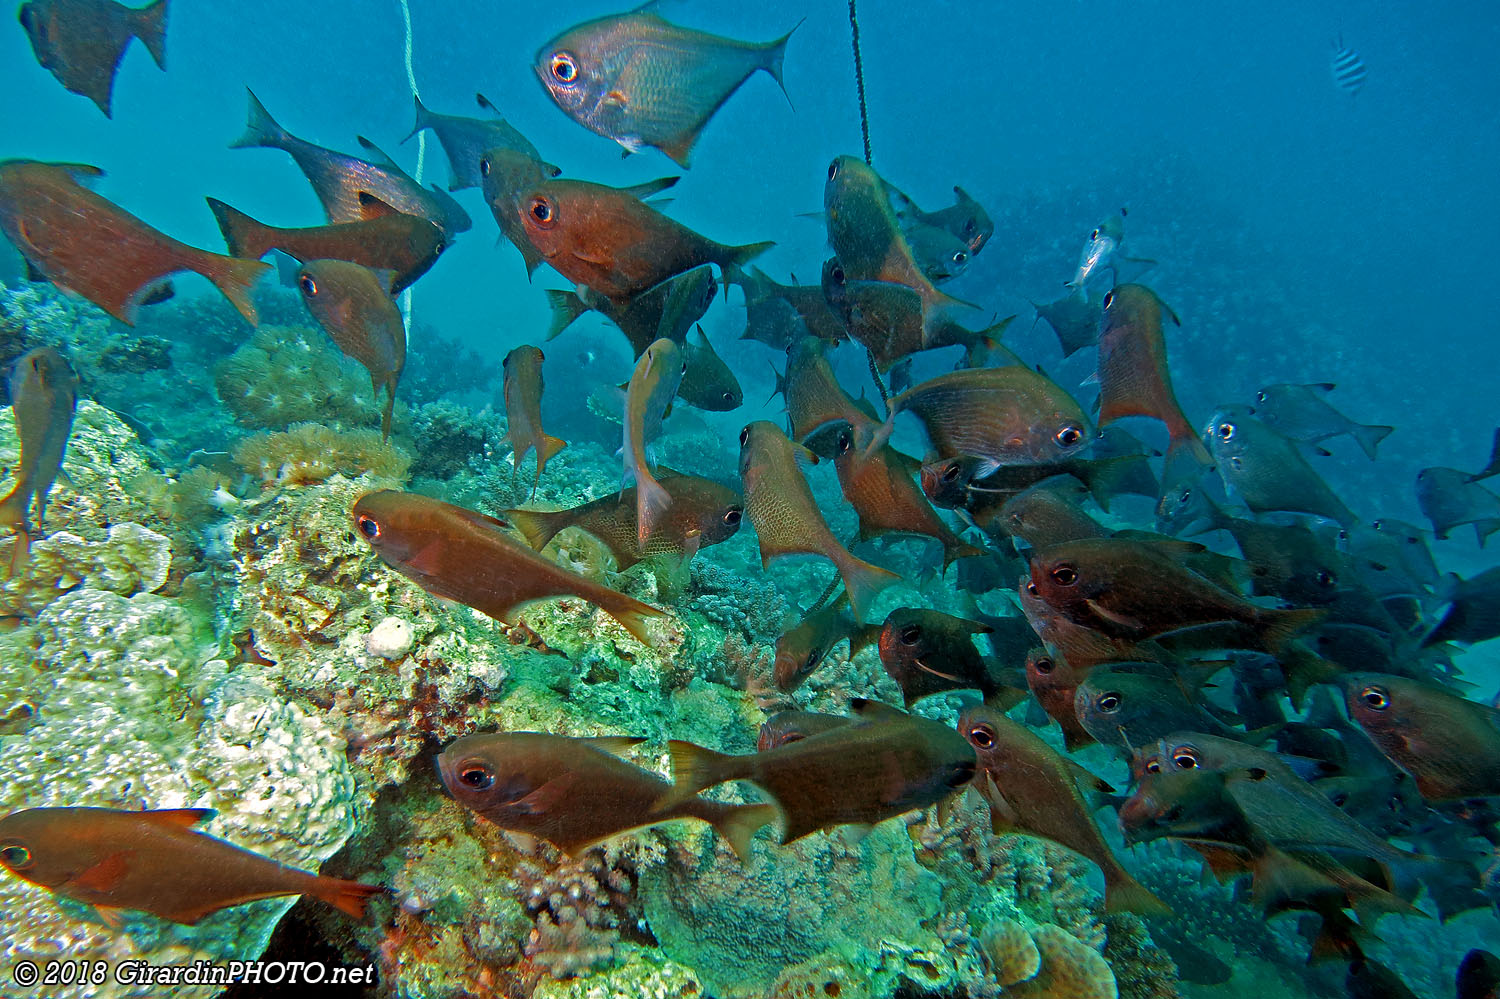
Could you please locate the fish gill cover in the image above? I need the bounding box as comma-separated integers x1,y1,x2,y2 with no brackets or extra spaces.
0,2,1498,999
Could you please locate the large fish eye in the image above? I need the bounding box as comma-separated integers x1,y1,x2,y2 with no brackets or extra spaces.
1097,691,1122,713
0,843,31,869
549,52,579,83
1255,390,1268,404
899,623,922,645
1032,656,1054,675
836,428,853,454
804,649,821,671
1216,422,1237,441
739,427,751,447
963,220,976,237
940,461,962,483
722,390,736,403
966,723,996,750
1049,564,1078,586
952,251,968,265
480,156,491,178
298,274,317,297
827,160,840,182
1090,228,1100,241
1171,748,1200,770
830,264,846,285
1102,290,1114,310
1025,580,1039,596
723,506,743,526
529,196,556,227
355,514,381,541
1360,685,1390,710
457,762,495,790
1143,757,1162,775
1314,568,1337,588
1055,424,1084,449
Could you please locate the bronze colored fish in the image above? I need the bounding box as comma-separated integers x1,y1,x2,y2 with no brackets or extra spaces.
772,593,876,691
778,336,876,446
438,732,775,860
876,607,1000,706
480,147,567,278
830,424,980,568
1030,537,1324,654
501,345,565,496
822,263,1011,371
660,699,977,843
545,263,713,355
535,8,798,167
1341,673,1500,802
404,93,545,192
1024,647,1096,751
0,160,268,326
959,703,1169,915
504,474,742,571
624,338,685,544
738,420,898,620
739,266,848,346
296,260,404,441
0,806,379,925
18,0,166,117
1097,285,1210,467
518,177,771,304
0,347,77,574
352,490,665,644
866,365,1090,474
230,90,471,236
758,710,853,751
206,194,445,295
999,479,1108,551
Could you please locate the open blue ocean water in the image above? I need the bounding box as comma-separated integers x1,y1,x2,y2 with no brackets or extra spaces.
0,2,1497,998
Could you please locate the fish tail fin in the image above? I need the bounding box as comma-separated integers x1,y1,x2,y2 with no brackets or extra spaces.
709,802,779,863
658,740,736,811
942,539,986,570
133,0,169,70
499,508,569,551
636,473,672,545
1278,640,1341,709
537,433,567,474
723,240,776,273
1164,413,1213,468
1477,518,1500,548
761,18,804,108
401,93,431,145
1351,423,1394,460
310,875,383,921
835,551,899,620
204,197,269,259
543,288,590,340
230,89,289,150
1258,607,1326,656
3,502,33,579
1104,868,1173,917
604,593,665,646
196,252,269,326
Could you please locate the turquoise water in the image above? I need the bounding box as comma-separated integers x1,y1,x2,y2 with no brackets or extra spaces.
0,2,1498,998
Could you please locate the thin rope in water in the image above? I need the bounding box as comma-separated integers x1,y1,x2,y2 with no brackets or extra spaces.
847,0,872,166
398,0,426,336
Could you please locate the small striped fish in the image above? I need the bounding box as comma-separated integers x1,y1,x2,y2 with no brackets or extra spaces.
1331,36,1368,96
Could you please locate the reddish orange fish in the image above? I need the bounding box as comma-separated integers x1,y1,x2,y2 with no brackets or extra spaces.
0,160,268,326
0,806,379,925
502,345,566,496
0,347,77,574
296,260,405,441
18,0,167,118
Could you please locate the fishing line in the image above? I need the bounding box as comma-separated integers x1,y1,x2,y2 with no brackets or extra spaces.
810,571,843,612
847,0,873,166
398,0,425,336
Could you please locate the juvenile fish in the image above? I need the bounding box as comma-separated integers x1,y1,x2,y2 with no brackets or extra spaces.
905,223,972,283
1066,209,1153,295
1207,406,1358,527
1416,466,1500,546
1341,673,1500,802
18,0,166,117
772,593,876,691
624,338,684,544
352,490,665,644
518,177,771,304
404,93,545,191
738,421,898,620
535,8,798,167
660,699,977,843
778,336,877,445
296,260,404,441
0,160,268,325
206,195,445,295
887,183,993,254
678,325,743,412
230,90,471,237
959,703,1169,915
1248,383,1393,460
0,806,379,925
999,479,1108,551
504,474,742,571
0,347,78,573
438,732,775,860
502,345,565,495
1032,292,1103,358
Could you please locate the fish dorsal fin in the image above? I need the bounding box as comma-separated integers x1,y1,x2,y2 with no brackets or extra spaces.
142,807,216,829
72,851,134,893
371,268,400,296
584,736,646,759
57,163,105,187
448,507,512,537
1306,382,1336,393
355,135,399,167
511,774,580,816
850,697,905,721
23,257,48,283
475,92,500,117
356,191,402,218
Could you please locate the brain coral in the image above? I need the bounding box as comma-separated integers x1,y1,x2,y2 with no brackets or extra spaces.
1007,923,1119,999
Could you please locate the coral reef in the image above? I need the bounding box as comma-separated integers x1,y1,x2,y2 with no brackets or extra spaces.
1007,923,1118,999
231,423,413,485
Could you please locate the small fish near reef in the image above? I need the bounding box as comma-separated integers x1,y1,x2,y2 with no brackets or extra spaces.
0,347,78,574
624,338,685,545
438,732,776,860
535,4,800,166
0,160,268,325
296,260,405,442
18,0,167,117
501,344,566,496
0,806,380,925
352,490,665,644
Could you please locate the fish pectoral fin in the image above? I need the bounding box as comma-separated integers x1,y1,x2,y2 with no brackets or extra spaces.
912,658,966,683
23,257,49,283
839,823,874,847
602,89,629,110
979,780,1021,834
356,191,401,218
511,775,580,816
92,905,127,930
141,807,217,829
1083,598,1145,633
72,851,135,893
